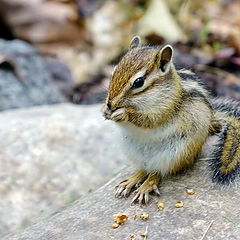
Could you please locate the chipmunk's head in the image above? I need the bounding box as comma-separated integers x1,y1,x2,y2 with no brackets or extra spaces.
103,36,180,121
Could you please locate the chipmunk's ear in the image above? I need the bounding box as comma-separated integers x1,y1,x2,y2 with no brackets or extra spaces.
129,36,141,50
155,45,173,73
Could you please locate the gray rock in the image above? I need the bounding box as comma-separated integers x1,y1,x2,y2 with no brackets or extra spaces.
4,162,240,239
0,39,64,111
0,103,125,237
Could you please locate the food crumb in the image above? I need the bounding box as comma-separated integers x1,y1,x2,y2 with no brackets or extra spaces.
131,215,137,220
157,200,165,210
175,201,184,208
186,188,196,195
139,231,148,237
140,212,149,221
111,223,119,229
129,234,136,239
113,213,128,224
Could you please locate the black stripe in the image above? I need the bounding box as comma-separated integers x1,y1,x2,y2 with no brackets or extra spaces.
209,122,240,184
185,89,212,110
212,99,240,120
178,70,208,90
178,71,199,81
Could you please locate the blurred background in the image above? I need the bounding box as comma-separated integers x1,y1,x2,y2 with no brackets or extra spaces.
0,0,240,237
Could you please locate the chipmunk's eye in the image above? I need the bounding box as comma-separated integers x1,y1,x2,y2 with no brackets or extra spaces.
131,77,144,89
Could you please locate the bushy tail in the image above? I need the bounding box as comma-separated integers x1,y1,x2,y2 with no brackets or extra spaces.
210,98,240,184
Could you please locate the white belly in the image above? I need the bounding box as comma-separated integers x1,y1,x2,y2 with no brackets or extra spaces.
117,121,186,175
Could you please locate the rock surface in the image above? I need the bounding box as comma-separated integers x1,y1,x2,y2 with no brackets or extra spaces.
0,39,64,111
5,162,240,240
0,103,125,237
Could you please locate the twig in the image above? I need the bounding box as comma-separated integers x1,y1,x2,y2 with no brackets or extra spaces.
144,225,148,240
200,220,214,240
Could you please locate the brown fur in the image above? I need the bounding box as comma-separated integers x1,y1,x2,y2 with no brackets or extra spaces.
103,37,240,205
105,41,214,175
105,37,240,204
108,47,158,100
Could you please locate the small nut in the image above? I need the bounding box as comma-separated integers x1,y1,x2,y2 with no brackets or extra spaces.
111,223,119,229
175,201,184,208
186,188,196,195
140,212,149,221
140,232,148,237
113,213,128,224
129,234,136,239
157,200,165,210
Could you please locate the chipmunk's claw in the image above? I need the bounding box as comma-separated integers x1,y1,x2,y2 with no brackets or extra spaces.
131,192,147,205
115,181,132,198
115,171,160,205
153,185,161,196
131,184,160,205
115,170,147,199
131,173,160,205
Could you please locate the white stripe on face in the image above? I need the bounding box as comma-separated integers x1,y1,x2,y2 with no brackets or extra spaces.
109,69,147,107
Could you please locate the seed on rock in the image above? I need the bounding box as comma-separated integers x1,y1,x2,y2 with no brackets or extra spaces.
175,201,183,208
113,213,128,224
186,188,196,195
157,200,165,210
139,231,148,237
111,223,119,229
140,212,149,221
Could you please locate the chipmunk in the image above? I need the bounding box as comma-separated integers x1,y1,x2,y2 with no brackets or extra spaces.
102,36,240,204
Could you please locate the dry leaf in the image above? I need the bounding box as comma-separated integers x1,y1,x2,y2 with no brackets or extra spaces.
137,0,185,41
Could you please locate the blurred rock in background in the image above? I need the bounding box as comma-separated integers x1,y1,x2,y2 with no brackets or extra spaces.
0,39,64,111
0,103,126,237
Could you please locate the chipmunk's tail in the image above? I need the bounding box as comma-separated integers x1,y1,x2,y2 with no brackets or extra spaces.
210,98,240,185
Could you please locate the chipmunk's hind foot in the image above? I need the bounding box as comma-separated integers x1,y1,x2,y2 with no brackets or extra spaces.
132,172,160,205
115,170,147,198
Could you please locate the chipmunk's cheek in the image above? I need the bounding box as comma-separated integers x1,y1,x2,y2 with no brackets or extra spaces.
101,104,112,120
110,108,128,122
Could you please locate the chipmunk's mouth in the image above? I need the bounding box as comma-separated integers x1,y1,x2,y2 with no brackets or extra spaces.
102,104,118,117
102,104,128,122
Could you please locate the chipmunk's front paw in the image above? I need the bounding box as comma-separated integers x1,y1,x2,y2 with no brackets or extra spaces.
132,173,160,205
110,108,128,122
115,170,147,198
102,104,112,120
